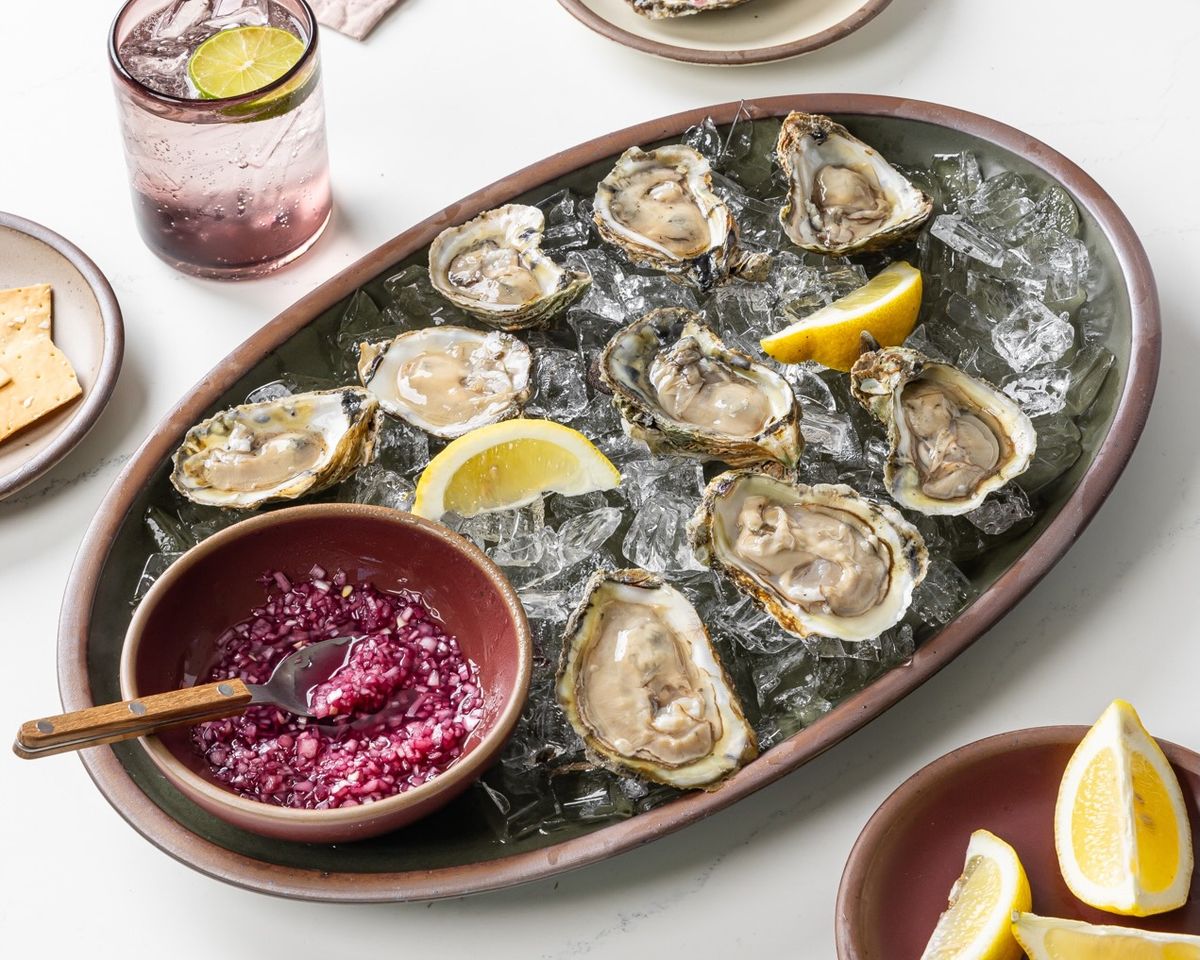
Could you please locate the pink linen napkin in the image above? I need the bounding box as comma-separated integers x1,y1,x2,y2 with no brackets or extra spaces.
309,0,401,39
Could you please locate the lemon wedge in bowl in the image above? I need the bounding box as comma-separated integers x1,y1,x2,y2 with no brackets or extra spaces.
1012,913,1200,959
412,418,621,521
919,828,1031,960
760,260,922,371
1054,699,1193,916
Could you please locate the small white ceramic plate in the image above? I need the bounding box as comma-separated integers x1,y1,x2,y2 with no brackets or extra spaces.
557,0,893,65
0,213,124,499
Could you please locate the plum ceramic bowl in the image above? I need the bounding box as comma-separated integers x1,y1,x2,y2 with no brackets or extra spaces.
117,503,532,843
835,727,1200,958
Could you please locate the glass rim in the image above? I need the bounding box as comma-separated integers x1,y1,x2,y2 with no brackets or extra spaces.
108,0,319,109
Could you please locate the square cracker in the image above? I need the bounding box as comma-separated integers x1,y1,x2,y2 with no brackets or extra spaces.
0,331,82,442
0,283,52,345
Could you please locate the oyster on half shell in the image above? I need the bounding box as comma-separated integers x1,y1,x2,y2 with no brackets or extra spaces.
777,111,933,256
593,144,762,290
556,568,757,790
851,347,1037,515
357,326,531,439
625,0,754,18
690,470,928,642
171,388,380,509
428,204,589,330
599,307,803,469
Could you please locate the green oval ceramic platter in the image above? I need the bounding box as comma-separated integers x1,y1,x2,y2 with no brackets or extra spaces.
57,96,1159,901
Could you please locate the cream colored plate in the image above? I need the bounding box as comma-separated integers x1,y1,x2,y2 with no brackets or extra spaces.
558,0,893,65
0,214,123,499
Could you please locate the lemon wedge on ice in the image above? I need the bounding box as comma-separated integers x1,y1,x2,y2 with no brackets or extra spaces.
412,419,620,520
760,261,923,371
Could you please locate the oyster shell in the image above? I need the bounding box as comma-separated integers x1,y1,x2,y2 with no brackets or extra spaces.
690,470,928,642
777,112,933,255
171,388,380,509
851,347,1037,515
599,307,803,469
593,144,759,290
428,204,589,330
626,0,753,18
556,568,757,790
357,326,531,439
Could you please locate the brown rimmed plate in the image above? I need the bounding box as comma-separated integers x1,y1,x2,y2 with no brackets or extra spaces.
557,0,893,66
0,213,124,499
58,95,1159,902
836,726,1200,958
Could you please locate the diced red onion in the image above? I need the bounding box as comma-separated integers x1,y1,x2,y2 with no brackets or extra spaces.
190,572,483,809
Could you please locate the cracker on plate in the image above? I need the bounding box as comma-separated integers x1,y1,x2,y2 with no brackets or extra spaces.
0,284,82,443
0,283,52,344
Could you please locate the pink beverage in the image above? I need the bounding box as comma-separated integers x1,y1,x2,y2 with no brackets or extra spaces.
110,0,332,279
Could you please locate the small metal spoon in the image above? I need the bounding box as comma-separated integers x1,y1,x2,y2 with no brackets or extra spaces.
14,635,371,759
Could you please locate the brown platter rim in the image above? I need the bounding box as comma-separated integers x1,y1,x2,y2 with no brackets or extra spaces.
555,0,895,66
56,94,1161,902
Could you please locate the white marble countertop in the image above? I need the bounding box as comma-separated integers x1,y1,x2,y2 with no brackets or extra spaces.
2,0,1197,954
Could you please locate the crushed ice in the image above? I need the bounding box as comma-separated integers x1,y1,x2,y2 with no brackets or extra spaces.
137,114,1117,840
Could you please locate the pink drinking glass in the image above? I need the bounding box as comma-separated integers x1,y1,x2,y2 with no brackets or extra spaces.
109,0,333,279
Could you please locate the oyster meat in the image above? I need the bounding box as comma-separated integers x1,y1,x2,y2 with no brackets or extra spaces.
171,388,380,509
690,471,928,642
593,144,760,289
851,347,1037,515
777,111,933,255
428,204,589,330
600,307,803,468
625,0,754,18
357,326,531,439
556,568,757,790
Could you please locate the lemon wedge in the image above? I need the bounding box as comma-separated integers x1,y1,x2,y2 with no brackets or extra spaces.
1012,913,1200,960
1054,699,1193,916
760,261,923,371
919,829,1032,960
412,419,620,520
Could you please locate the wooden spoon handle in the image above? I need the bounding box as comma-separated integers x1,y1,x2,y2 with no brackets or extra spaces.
12,679,254,759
